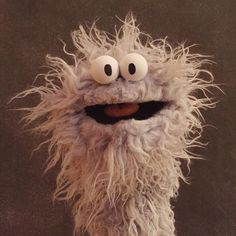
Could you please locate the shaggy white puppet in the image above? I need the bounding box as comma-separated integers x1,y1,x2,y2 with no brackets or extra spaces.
16,15,216,236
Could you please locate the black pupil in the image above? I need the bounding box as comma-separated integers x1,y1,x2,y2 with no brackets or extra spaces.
104,64,112,76
128,63,136,75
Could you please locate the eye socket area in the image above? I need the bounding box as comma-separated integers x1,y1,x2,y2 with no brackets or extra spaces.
90,55,119,84
120,53,148,81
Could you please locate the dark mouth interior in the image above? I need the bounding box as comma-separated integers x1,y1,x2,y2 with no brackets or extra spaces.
84,101,169,125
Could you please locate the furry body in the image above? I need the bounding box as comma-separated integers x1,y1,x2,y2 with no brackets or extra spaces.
16,15,215,236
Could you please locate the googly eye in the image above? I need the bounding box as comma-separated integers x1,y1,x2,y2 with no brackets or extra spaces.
120,53,148,81
90,55,119,84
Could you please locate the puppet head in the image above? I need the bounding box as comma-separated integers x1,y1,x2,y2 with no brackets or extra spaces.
16,14,216,236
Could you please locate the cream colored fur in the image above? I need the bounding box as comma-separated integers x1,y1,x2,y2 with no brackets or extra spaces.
15,14,217,236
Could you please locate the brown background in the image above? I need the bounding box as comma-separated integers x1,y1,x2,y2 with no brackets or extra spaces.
1,0,236,235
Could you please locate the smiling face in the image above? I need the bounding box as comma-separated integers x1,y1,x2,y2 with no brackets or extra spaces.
18,15,215,236
84,53,169,125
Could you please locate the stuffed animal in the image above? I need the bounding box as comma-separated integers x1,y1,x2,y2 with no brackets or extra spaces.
16,14,217,236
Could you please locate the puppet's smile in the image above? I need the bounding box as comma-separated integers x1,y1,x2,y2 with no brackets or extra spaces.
85,101,169,125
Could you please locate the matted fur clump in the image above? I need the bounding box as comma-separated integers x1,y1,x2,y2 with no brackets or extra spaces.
15,14,217,236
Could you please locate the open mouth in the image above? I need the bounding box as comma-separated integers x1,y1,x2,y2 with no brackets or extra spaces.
85,101,169,125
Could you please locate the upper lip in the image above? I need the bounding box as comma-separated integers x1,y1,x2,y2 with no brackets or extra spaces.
84,101,169,125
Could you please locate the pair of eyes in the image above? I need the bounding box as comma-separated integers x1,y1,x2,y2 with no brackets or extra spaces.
90,53,148,84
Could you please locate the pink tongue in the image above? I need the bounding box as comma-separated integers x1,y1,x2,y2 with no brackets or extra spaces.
104,103,139,118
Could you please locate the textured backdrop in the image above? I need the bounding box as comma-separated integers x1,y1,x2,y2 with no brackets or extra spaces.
1,0,236,235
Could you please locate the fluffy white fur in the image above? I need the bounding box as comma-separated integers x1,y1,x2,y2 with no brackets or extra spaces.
15,14,217,236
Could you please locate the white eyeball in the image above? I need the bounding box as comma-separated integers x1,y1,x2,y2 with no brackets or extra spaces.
120,53,148,81
90,55,119,84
